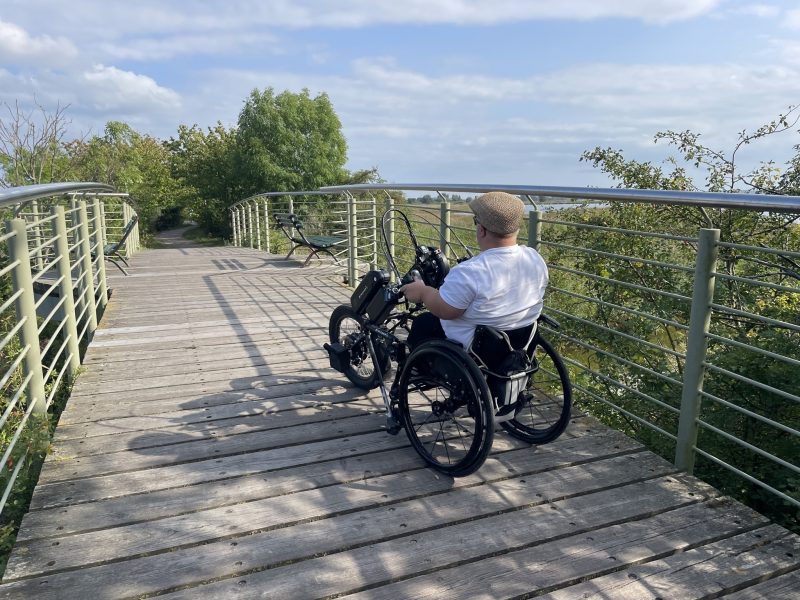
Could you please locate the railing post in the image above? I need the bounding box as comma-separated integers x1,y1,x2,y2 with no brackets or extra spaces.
100,202,108,248
370,193,378,271
129,203,139,255
30,199,45,272
134,206,141,253
92,198,109,308
6,219,47,415
51,206,81,374
121,203,130,258
132,204,140,255
440,201,451,260
263,199,270,253
77,200,98,337
247,202,255,249
237,206,245,246
347,192,357,286
255,199,262,250
527,210,542,251
675,227,720,473
386,193,395,280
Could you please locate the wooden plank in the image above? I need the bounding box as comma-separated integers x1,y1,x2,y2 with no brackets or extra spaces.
53,387,381,439
72,352,334,395
116,477,737,600
50,398,383,457
541,526,800,600
57,379,376,424
19,427,636,541
60,369,352,415
92,310,330,340
4,452,676,587
721,571,800,599
39,412,384,482
80,334,326,372
30,430,415,508
87,318,327,349
340,514,781,600
95,302,331,324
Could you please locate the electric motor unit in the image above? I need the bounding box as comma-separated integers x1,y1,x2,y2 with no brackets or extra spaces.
351,270,390,314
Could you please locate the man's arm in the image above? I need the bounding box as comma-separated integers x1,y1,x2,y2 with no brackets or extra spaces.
400,280,465,320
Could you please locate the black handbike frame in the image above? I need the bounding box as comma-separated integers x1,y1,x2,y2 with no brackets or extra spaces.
324,208,571,476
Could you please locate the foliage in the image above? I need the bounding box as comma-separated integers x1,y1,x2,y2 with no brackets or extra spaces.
68,122,181,231
154,206,184,231
166,123,239,237
235,88,348,196
564,106,800,531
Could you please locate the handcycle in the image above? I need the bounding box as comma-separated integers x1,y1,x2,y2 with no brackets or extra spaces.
324,209,572,476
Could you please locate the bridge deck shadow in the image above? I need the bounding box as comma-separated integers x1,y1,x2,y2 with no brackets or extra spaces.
0,243,797,599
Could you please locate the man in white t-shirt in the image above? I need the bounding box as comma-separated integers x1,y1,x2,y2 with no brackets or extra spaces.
400,191,548,350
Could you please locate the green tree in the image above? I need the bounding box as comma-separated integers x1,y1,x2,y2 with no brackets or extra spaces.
563,106,800,530
235,88,348,196
69,122,180,230
167,123,238,236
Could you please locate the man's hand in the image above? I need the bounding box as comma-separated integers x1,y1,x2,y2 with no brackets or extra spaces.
400,279,427,303
400,280,465,320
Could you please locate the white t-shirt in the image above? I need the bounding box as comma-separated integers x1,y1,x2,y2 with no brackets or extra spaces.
438,245,548,348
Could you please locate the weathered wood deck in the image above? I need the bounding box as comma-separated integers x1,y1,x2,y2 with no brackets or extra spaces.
1,234,798,599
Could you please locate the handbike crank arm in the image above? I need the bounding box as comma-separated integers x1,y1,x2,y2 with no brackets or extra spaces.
364,333,402,434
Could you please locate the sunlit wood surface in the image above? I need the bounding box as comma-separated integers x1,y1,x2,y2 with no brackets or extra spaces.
1,237,797,599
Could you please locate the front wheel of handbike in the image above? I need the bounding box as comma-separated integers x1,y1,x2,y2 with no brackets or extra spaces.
398,341,494,476
329,305,389,390
501,334,571,444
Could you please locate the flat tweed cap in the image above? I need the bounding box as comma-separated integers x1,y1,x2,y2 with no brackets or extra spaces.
469,191,524,235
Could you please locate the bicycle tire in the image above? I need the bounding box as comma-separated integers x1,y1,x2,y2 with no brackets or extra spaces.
328,304,390,390
398,341,494,476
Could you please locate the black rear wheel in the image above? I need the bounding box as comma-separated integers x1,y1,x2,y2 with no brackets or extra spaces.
329,305,389,390
501,334,571,444
398,342,494,476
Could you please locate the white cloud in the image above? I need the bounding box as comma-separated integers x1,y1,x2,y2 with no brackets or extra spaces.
724,4,781,19
97,32,280,61
5,0,722,38
785,9,800,29
200,54,800,184
81,65,181,112
0,19,78,66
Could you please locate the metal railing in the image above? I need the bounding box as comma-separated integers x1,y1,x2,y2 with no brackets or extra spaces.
229,190,384,284
230,183,800,523
0,182,140,518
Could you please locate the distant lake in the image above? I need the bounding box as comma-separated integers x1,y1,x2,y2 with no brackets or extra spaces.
524,202,607,213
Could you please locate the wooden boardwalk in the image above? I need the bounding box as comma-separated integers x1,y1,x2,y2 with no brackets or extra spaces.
1,236,798,599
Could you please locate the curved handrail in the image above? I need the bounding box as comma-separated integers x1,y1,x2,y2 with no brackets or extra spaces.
320,183,800,214
1,181,141,525
228,190,334,211
0,182,115,210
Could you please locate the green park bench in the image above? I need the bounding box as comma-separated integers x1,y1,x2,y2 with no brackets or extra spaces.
274,212,345,266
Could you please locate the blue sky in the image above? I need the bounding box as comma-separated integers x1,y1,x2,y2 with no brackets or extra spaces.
1,1,799,188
